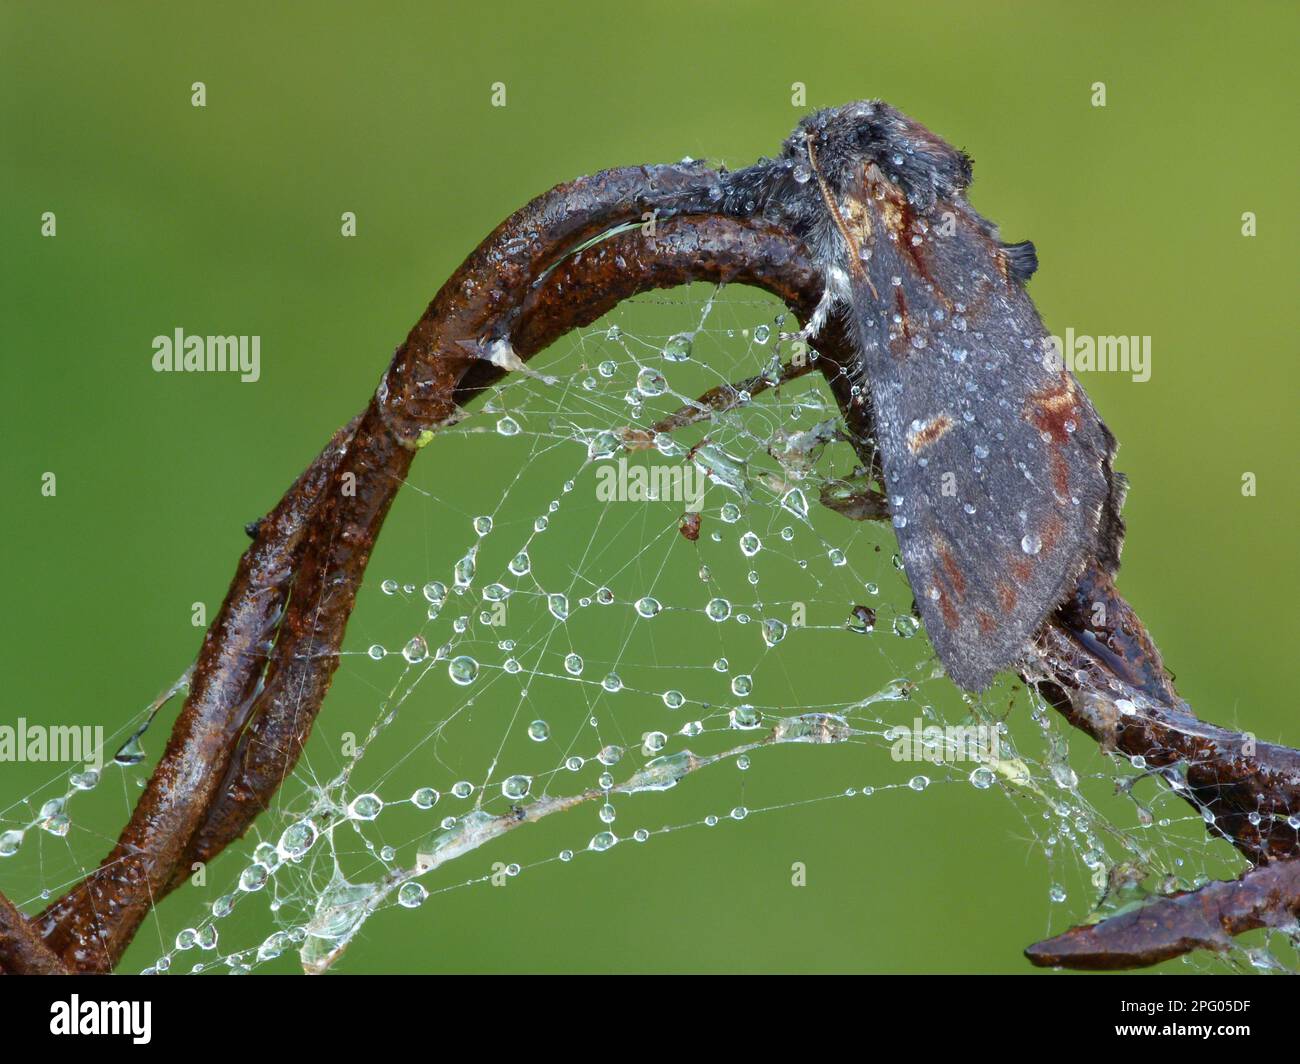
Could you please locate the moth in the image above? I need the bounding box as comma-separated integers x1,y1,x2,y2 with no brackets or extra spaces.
711,102,1126,691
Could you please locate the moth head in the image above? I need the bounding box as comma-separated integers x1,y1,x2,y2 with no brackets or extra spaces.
785,100,973,213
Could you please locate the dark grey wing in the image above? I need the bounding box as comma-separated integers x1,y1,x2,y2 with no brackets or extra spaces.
844,187,1121,691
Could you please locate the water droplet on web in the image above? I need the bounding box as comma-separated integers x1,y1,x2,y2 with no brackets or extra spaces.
496,416,520,436
662,689,685,709
892,615,920,639
762,618,787,646
448,655,479,685
909,775,930,792
781,487,809,518
737,755,751,770
636,367,667,396
278,820,317,860
602,673,623,692
642,731,667,754
730,705,762,730
720,502,740,524
548,594,569,620
501,775,532,800
114,733,147,766
381,579,399,595
402,636,429,664
969,767,995,789
589,831,618,852
706,597,731,622
662,333,693,362
1021,534,1042,556
451,781,474,799
349,793,383,821
411,787,439,809
398,882,428,908
454,551,477,588
473,515,493,536
42,814,70,837
635,596,662,618
1048,885,1067,903
239,864,269,892
848,605,876,633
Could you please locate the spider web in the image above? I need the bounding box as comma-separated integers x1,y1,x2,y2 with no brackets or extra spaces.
3,286,1295,974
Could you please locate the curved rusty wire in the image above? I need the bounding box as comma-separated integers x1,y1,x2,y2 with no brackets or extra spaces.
4,152,1297,974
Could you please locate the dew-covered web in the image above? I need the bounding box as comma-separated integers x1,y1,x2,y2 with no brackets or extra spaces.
4,285,1296,974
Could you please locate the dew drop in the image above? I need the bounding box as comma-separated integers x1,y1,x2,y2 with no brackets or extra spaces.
398,882,428,908
501,775,532,801
448,656,479,685
348,793,383,821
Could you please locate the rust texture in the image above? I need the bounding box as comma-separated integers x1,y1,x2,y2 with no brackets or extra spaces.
0,892,68,975
36,418,360,971
3,155,1296,975
1025,857,1300,970
1034,567,1300,866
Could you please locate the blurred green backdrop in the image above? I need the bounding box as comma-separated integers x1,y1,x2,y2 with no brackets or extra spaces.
2,1,1296,973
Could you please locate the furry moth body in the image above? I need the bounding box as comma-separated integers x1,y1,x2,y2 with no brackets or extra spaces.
714,102,1126,691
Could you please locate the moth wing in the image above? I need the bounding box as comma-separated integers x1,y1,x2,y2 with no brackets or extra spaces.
847,212,1118,691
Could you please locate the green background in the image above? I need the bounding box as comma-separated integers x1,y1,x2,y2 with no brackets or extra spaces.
2,1,1296,974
